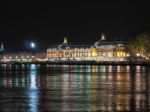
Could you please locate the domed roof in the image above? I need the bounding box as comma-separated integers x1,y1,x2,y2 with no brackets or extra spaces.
58,37,70,50
94,34,114,48
58,43,70,50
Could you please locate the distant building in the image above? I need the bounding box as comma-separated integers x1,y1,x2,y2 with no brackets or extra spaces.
47,34,127,61
0,52,35,62
0,52,47,62
35,52,47,62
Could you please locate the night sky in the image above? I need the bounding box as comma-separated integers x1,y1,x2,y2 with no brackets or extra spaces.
0,1,150,51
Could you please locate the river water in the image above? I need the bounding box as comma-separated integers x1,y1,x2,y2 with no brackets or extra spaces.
0,64,150,111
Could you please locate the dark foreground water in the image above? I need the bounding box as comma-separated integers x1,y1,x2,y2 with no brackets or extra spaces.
0,64,150,112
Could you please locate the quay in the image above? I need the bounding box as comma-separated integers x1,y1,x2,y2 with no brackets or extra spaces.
0,61,150,66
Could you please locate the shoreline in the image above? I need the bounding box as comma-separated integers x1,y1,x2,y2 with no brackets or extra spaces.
0,61,150,66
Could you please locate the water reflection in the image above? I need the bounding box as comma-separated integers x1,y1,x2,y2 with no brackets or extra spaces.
0,64,150,111
27,64,39,112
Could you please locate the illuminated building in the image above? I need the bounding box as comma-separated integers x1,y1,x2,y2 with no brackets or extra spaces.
47,34,127,61
47,37,92,61
0,52,35,62
0,52,47,62
35,52,47,62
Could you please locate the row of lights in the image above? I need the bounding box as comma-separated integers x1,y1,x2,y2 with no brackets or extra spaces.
3,56,35,59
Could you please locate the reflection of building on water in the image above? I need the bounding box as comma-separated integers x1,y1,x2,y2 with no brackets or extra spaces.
1,65,150,111
115,71,130,111
47,34,127,62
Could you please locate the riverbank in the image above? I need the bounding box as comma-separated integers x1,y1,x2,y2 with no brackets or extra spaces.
0,61,150,66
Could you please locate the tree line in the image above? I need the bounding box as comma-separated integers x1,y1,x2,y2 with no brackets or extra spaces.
127,31,150,59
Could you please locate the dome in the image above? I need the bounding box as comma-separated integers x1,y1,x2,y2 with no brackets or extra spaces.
58,37,70,50
94,34,114,48
58,43,70,50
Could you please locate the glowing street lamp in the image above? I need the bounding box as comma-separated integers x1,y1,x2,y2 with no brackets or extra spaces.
136,53,140,57
127,53,130,57
31,42,35,49
30,42,36,62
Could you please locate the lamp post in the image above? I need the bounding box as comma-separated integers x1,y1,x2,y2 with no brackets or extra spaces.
31,42,35,49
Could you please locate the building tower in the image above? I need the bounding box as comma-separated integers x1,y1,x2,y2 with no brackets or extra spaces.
100,33,106,41
63,37,68,44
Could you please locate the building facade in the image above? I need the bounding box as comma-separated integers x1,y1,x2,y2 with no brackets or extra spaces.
47,34,127,62
0,52,47,62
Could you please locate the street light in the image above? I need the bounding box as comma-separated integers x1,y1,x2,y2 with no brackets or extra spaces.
31,42,35,49
30,42,36,62
136,53,140,57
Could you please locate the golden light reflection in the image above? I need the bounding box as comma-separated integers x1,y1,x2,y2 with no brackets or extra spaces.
0,64,149,111
116,94,130,111
136,66,141,73
135,72,142,92
126,66,130,72
117,73,130,89
91,65,97,72
108,65,112,72
90,71,98,112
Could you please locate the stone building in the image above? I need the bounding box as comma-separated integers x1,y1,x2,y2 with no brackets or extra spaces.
47,34,127,62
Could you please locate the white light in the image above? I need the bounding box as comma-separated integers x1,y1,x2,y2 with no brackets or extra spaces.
30,74,36,89
127,54,130,57
136,53,140,57
31,42,35,48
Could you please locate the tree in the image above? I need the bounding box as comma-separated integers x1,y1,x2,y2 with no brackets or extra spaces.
128,31,150,57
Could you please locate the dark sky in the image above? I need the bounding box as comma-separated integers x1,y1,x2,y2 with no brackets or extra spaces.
0,1,150,51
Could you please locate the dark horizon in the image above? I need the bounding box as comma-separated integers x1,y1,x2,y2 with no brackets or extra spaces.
0,1,150,51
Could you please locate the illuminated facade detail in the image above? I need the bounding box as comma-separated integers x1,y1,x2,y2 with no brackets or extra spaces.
0,52,47,62
63,37,68,44
0,52,35,62
47,35,127,61
101,33,106,41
